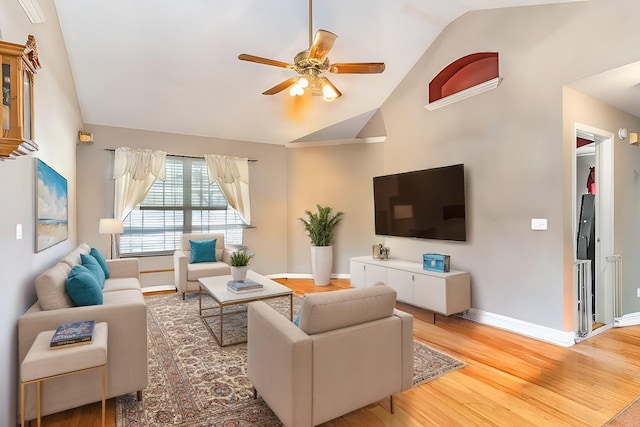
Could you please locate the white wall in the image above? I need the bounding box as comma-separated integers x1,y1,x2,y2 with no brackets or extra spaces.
287,142,384,275
0,0,82,424
364,0,640,333
278,0,640,337
76,124,289,277
563,87,640,315
77,128,386,283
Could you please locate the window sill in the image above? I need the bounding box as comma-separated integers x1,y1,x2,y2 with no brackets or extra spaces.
120,251,174,258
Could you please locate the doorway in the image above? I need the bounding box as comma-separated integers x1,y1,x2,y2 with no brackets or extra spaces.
573,123,615,342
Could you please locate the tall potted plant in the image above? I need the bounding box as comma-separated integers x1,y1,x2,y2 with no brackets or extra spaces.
299,205,344,286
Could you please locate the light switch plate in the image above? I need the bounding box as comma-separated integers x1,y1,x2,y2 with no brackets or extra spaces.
531,218,547,230
16,223,23,239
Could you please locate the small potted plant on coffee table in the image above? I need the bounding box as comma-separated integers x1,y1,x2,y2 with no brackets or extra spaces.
230,250,255,281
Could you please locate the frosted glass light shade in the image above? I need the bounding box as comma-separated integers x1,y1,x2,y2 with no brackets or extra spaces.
289,84,304,97
322,83,338,101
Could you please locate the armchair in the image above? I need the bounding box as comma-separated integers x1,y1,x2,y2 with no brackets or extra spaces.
247,284,414,427
173,232,232,299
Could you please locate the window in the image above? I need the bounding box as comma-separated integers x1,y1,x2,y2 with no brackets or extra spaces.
120,156,245,255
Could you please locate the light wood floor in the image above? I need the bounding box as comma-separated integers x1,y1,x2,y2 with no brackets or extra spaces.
33,278,640,426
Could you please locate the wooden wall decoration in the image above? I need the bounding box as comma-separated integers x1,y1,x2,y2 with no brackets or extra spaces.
425,52,501,111
0,35,41,159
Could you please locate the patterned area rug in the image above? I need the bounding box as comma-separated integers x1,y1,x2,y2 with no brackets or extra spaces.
117,292,464,426
605,396,640,426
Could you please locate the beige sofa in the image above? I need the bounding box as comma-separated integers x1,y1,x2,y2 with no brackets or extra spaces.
247,284,414,427
173,232,233,299
18,243,147,421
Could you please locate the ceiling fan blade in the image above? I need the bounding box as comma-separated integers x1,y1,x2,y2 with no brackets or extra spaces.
308,30,338,61
238,54,292,69
322,77,342,101
262,78,298,95
329,62,386,74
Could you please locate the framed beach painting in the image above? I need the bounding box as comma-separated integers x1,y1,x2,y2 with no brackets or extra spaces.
35,158,68,252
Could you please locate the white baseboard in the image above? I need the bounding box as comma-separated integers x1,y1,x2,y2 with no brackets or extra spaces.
266,273,350,280
462,308,576,347
263,275,577,347
267,273,312,279
141,284,177,294
615,311,640,327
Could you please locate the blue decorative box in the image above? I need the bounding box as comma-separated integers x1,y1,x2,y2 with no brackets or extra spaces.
422,253,450,273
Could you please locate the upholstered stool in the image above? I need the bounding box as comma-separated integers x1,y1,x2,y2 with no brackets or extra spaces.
20,322,108,427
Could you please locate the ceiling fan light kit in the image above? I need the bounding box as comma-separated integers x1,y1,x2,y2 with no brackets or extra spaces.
286,70,340,101
238,0,384,102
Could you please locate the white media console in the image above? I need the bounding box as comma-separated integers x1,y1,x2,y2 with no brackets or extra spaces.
350,256,471,316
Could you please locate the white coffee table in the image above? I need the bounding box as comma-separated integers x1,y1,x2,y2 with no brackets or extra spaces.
198,270,293,346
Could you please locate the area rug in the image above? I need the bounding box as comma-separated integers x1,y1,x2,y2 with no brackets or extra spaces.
116,292,464,426
604,396,640,426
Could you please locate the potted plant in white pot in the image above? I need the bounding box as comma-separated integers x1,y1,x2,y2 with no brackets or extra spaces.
299,205,344,286
229,250,255,281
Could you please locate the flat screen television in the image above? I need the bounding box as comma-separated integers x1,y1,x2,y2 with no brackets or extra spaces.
373,164,467,241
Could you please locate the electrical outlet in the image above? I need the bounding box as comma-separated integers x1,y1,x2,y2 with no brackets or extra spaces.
16,223,22,240
637,288,640,298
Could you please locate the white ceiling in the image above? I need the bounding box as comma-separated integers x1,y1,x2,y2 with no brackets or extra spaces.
54,0,590,145
568,61,640,119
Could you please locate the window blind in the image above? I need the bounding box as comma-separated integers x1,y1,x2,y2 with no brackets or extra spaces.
120,156,244,255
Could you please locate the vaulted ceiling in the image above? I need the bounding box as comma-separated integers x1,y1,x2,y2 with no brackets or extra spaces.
54,0,591,145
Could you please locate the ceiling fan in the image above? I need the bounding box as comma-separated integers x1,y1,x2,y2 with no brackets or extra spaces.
238,0,385,102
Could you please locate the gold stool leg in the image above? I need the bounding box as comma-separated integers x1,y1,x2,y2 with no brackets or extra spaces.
36,380,41,427
101,365,106,427
219,304,224,346
20,381,25,427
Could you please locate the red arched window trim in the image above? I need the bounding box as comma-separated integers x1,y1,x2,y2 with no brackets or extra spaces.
429,52,499,103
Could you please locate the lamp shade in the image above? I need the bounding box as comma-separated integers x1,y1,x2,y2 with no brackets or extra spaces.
99,218,124,234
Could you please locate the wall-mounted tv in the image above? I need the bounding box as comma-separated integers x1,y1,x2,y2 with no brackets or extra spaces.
373,164,467,241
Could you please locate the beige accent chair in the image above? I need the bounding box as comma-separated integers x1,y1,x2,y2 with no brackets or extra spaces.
247,284,414,427
173,232,233,299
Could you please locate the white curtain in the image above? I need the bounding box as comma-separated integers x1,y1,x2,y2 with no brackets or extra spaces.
204,154,251,225
113,147,167,221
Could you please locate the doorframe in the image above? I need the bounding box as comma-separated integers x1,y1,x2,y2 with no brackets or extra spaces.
572,122,615,340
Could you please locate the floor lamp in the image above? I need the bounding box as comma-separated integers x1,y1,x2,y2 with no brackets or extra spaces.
99,218,124,259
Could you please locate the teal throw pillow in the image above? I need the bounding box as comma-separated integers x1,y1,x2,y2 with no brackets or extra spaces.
66,265,103,306
90,247,110,279
81,253,106,289
190,239,217,263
